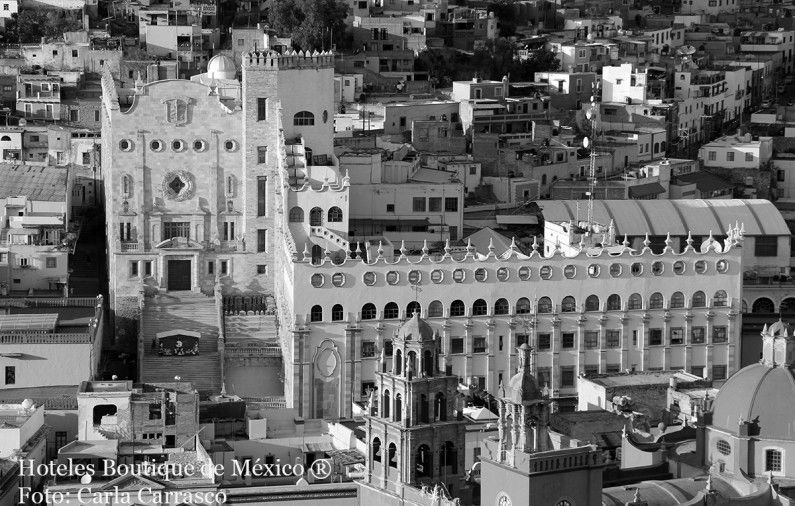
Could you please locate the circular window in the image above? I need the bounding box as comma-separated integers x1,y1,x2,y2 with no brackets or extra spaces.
695,260,707,274
609,263,622,277
386,271,399,285
224,140,238,151
408,270,421,285
518,266,530,280
631,263,643,276
673,260,685,275
453,269,465,282
540,266,552,280
588,264,600,278
332,273,345,287
311,273,324,288
716,439,731,456
431,269,443,283
119,139,133,151
150,139,163,152
496,267,509,281
363,272,376,286
716,259,729,273
474,268,487,282
652,261,664,275
564,265,576,279
172,139,185,152
193,139,207,152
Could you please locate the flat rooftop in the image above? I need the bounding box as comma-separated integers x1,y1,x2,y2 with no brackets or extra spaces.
583,370,702,388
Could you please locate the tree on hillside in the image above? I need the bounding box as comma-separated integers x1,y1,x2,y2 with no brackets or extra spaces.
6,10,83,43
266,0,348,51
488,0,517,38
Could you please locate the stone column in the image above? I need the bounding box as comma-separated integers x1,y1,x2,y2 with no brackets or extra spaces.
486,319,496,391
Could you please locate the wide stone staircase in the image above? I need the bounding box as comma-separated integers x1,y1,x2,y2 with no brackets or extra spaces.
140,292,222,395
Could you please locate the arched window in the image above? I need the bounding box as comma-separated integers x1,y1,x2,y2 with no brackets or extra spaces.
428,300,443,317
362,303,377,320
538,297,553,313
395,349,402,374
628,293,642,310
331,304,344,321
0,135,10,141
494,298,509,315
388,442,398,468
309,207,323,226
406,301,420,316
561,296,576,312
434,392,447,421
653,142,660,154
382,390,391,419
781,297,795,314
450,300,465,317
649,292,664,309
670,292,685,309
752,297,776,313
372,437,382,462
327,206,343,223
294,111,315,126
516,297,531,314
473,299,488,316
415,445,431,477
607,294,621,311
121,174,131,195
310,305,322,322
289,206,304,222
440,441,457,474
394,393,402,422
660,141,667,152
585,295,600,312
542,174,547,185
423,350,433,377
692,291,706,308
713,290,727,307
419,394,429,423
384,302,399,319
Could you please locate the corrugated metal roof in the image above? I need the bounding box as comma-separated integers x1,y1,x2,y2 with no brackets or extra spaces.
0,314,58,332
0,164,67,201
540,199,789,236
628,182,666,198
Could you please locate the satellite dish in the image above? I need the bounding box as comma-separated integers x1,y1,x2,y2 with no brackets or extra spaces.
583,137,590,148
586,110,593,120
18,118,26,127
676,45,697,56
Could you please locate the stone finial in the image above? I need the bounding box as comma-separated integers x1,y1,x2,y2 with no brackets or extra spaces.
399,240,407,258
444,239,451,256
323,246,332,263
578,233,586,250
377,241,384,260
487,237,495,255
531,235,539,254
466,237,475,255
622,234,630,248
341,169,350,186
302,243,311,262
351,241,360,259
607,219,616,244
705,474,714,493
686,231,694,250
642,233,651,250
509,236,518,253
664,232,673,251
421,239,429,257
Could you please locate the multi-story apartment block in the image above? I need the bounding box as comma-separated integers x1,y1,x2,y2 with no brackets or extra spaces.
739,30,795,75
453,77,550,136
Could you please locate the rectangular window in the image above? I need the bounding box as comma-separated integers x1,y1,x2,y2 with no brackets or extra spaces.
727,152,734,161
538,333,551,350
257,97,268,121
606,363,621,373
163,222,189,240
223,221,235,241
445,197,458,212
55,431,67,450
745,152,753,162
713,326,727,343
779,169,786,182
708,151,716,161
712,364,727,380
361,341,376,358
256,265,267,275
605,330,620,348
257,146,268,164
691,326,705,344
144,261,152,276
69,109,79,122
82,152,91,165
451,338,464,354
257,229,267,252
765,449,782,472
220,260,228,275
130,261,138,277
562,332,575,349
412,197,426,212
670,327,684,345
649,328,663,346
148,403,162,420
561,366,575,387
18,258,27,267
473,336,487,353
257,177,267,216
428,197,442,212
537,367,550,388
691,365,705,377
386,204,395,213
755,236,778,257
584,331,599,349
45,257,56,268
207,261,214,275
4,366,14,385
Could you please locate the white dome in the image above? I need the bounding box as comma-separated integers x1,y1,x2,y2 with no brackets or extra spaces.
207,55,237,80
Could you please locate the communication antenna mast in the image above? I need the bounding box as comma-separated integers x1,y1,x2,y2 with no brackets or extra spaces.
584,81,600,229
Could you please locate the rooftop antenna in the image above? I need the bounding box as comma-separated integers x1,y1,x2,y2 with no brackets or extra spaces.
584,81,600,229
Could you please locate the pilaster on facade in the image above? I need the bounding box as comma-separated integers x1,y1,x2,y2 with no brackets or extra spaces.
486,318,496,391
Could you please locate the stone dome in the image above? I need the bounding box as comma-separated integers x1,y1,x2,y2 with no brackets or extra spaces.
711,362,795,439
395,312,434,342
207,54,237,80
501,344,542,404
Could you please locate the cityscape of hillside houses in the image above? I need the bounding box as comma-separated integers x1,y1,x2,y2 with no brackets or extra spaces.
0,0,795,504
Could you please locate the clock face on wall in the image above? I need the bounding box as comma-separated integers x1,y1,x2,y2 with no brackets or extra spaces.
495,491,512,506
